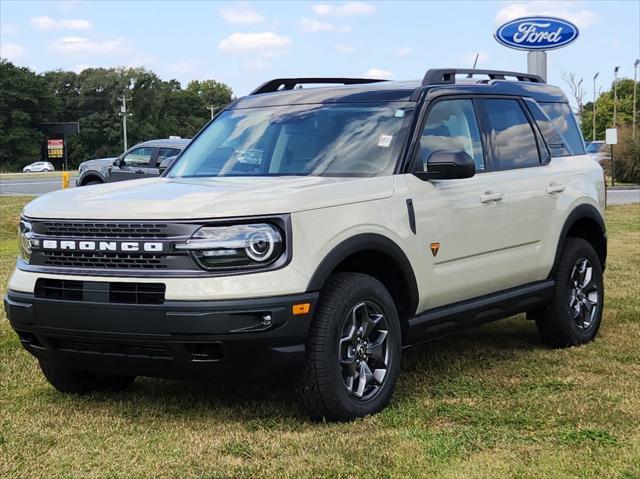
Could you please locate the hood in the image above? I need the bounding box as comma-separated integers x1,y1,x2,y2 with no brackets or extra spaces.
23,175,395,220
79,157,117,169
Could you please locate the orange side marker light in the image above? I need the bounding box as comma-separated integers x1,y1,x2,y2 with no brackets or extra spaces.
292,303,311,315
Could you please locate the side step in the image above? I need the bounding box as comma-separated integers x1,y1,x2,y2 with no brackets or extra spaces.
405,280,554,345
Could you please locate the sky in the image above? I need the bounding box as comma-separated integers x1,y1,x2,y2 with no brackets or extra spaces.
1,0,639,105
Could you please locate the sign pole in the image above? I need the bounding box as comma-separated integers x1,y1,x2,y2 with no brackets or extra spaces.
610,145,615,187
63,133,68,171
527,51,547,81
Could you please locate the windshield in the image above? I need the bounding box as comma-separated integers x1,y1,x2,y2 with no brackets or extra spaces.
586,142,604,153
168,103,412,178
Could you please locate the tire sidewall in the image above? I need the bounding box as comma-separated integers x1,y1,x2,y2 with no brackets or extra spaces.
321,276,401,418
556,238,604,343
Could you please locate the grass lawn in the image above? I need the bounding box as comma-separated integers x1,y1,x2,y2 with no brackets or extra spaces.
1,196,639,478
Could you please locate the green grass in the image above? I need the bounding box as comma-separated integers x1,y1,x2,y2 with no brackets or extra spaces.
1,197,639,478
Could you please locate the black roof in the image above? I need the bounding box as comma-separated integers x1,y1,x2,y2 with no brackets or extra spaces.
233,70,568,109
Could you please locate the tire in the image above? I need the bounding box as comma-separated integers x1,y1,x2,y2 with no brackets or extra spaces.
297,273,402,421
24,168,31,173
39,361,136,394
84,180,102,186
534,238,604,348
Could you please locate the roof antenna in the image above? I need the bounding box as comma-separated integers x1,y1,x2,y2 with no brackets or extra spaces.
467,53,480,78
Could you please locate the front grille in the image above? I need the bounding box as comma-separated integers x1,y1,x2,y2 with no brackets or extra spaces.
41,222,170,238
52,337,173,359
42,251,167,269
35,279,166,305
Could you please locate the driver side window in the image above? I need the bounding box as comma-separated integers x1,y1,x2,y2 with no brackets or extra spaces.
420,99,485,172
122,147,154,167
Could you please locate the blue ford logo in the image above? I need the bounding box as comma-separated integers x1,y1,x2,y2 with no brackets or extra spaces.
495,16,579,51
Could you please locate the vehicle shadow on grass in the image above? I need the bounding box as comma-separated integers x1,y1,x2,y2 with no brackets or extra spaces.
79,316,544,423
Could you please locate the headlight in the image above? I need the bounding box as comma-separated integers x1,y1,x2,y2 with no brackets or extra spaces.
18,219,34,263
176,223,284,270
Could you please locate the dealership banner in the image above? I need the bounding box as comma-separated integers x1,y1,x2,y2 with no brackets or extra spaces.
47,139,64,159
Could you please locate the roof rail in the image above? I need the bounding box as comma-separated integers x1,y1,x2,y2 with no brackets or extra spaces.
422,69,545,86
251,77,388,95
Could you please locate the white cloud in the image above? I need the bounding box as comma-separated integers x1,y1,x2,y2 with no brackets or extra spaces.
312,2,375,16
219,5,266,25
365,68,393,80
463,52,490,67
218,32,291,53
300,18,351,33
495,2,597,29
30,16,93,31
49,36,130,56
397,46,411,57
1,42,25,60
335,44,355,54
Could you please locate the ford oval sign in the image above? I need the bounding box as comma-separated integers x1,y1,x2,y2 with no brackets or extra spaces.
495,16,579,51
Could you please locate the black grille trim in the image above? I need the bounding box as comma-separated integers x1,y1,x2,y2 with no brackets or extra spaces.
41,222,171,238
42,251,168,270
35,279,166,305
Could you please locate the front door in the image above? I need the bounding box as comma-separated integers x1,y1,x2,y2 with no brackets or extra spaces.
109,147,156,182
407,98,513,310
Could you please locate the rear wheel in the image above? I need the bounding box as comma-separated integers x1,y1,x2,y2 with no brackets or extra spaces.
39,361,136,394
297,273,401,421
84,180,102,186
534,238,604,348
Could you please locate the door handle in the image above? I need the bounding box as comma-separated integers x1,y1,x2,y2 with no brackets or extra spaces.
134,169,145,174
546,183,565,194
480,191,504,204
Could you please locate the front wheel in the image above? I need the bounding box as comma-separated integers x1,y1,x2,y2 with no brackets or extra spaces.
39,361,136,394
534,238,604,348
297,273,401,421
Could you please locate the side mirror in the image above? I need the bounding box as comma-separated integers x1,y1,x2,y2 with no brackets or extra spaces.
159,156,177,175
414,149,475,180
113,158,121,167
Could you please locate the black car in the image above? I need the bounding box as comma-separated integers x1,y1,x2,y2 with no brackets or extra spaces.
76,138,190,186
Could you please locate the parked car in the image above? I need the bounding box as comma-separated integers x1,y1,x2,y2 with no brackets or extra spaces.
23,161,54,173
76,138,190,186
586,140,609,165
6,69,606,421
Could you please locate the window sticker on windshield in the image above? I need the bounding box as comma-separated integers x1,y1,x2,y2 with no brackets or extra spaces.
394,109,405,118
378,135,393,148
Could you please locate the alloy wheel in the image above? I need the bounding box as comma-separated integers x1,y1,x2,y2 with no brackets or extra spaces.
568,257,599,331
338,301,391,401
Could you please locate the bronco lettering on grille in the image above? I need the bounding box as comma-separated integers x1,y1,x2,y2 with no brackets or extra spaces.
40,240,164,252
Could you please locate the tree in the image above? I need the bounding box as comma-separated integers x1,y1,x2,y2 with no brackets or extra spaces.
186,79,233,117
562,72,585,120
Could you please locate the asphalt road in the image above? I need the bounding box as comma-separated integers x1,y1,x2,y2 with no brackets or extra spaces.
1,174,639,205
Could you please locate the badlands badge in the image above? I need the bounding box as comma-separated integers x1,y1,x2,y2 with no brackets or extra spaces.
430,242,440,257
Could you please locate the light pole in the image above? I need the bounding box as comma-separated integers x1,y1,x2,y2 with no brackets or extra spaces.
593,72,599,141
633,59,639,139
613,66,620,127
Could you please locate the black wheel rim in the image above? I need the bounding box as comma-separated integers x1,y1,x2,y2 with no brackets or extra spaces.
338,301,391,401
568,257,599,331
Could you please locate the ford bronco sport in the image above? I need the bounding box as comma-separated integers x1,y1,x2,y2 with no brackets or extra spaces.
5,69,607,421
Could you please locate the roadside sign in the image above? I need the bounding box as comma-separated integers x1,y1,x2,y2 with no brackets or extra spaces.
47,139,64,159
494,17,579,51
62,172,70,189
605,128,618,145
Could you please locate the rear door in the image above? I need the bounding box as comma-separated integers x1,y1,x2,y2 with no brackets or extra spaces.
109,147,156,182
476,97,561,285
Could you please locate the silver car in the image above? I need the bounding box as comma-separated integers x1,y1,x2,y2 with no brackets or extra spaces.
23,161,55,173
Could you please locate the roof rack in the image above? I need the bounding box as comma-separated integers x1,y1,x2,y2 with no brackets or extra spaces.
422,69,545,86
251,77,388,95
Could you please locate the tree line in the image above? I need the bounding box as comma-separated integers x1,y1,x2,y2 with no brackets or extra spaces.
0,60,232,171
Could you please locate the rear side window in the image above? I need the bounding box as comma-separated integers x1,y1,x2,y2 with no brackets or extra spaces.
538,102,585,155
480,99,541,169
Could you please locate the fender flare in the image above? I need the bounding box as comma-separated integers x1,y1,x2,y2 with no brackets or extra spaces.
306,233,419,314
550,203,607,276
78,171,106,185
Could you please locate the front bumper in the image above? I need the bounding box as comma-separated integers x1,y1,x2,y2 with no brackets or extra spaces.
4,289,318,380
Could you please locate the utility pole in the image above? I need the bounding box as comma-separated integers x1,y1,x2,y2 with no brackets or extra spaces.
207,105,215,119
593,72,599,141
613,66,620,126
633,59,639,139
118,95,132,152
